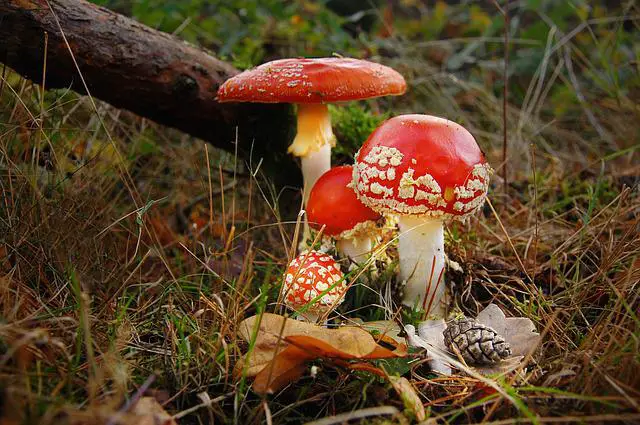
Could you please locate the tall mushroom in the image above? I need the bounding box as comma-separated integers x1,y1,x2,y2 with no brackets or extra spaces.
282,250,347,323
217,58,406,203
352,115,491,317
307,165,382,264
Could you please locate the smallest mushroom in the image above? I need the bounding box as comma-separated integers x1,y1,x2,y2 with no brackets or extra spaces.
307,165,382,264
282,250,347,323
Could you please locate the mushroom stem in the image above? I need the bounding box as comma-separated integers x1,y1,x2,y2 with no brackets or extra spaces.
288,103,336,203
397,215,447,317
336,236,373,265
301,144,332,204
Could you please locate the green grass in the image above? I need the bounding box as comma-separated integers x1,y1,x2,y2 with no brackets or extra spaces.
1,0,639,424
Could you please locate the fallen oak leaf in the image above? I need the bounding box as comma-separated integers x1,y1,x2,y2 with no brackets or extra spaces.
412,319,452,375
285,334,405,360
237,313,399,376
413,304,541,376
237,313,319,378
235,337,286,378
476,303,540,358
238,326,381,377
368,342,408,359
252,345,314,394
238,314,409,393
239,313,336,345
250,333,403,395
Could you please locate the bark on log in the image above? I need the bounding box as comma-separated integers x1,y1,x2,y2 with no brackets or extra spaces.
0,0,299,187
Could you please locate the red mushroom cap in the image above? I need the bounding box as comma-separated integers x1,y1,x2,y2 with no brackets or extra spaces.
307,166,382,239
353,114,492,219
282,251,346,313
217,58,406,104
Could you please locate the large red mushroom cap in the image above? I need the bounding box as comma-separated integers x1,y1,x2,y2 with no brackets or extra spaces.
307,166,382,239
216,58,406,104
282,251,346,314
353,114,492,219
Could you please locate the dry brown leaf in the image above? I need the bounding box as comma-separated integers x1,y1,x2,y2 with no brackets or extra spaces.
368,342,408,359
388,376,426,422
235,337,285,378
238,313,386,376
238,314,409,392
251,334,406,395
285,334,404,360
252,345,314,394
129,397,177,425
239,313,376,352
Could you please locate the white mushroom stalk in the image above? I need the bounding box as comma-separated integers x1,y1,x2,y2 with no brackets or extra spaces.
336,237,372,265
334,220,378,265
288,103,335,203
397,216,446,315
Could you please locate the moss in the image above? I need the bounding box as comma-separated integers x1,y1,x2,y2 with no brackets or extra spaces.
330,103,391,162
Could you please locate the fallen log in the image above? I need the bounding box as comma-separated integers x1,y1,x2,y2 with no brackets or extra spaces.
0,0,299,187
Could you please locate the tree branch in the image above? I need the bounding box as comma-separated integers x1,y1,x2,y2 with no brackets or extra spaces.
0,0,299,187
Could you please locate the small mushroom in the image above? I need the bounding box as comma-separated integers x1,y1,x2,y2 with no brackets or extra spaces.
217,57,406,204
282,250,347,323
307,165,382,264
352,114,492,317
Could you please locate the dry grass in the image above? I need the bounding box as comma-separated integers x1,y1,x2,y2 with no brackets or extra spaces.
1,4,640,424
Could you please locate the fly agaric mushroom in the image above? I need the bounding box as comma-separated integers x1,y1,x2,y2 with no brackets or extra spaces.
307,165,381,264
352,114,492,317
282,250,347,322
216,57,406,203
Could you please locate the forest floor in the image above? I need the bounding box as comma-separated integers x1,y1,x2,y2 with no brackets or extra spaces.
1,1,639,424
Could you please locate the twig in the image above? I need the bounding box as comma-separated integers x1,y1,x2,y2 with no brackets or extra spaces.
263,397,273,425
172,393,231,420
304,406,399,425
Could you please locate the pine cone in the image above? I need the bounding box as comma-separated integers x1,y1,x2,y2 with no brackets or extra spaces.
443,318,511,365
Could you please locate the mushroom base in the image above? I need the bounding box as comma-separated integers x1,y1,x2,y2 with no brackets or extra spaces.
397,215,447,317
336,235,374,265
